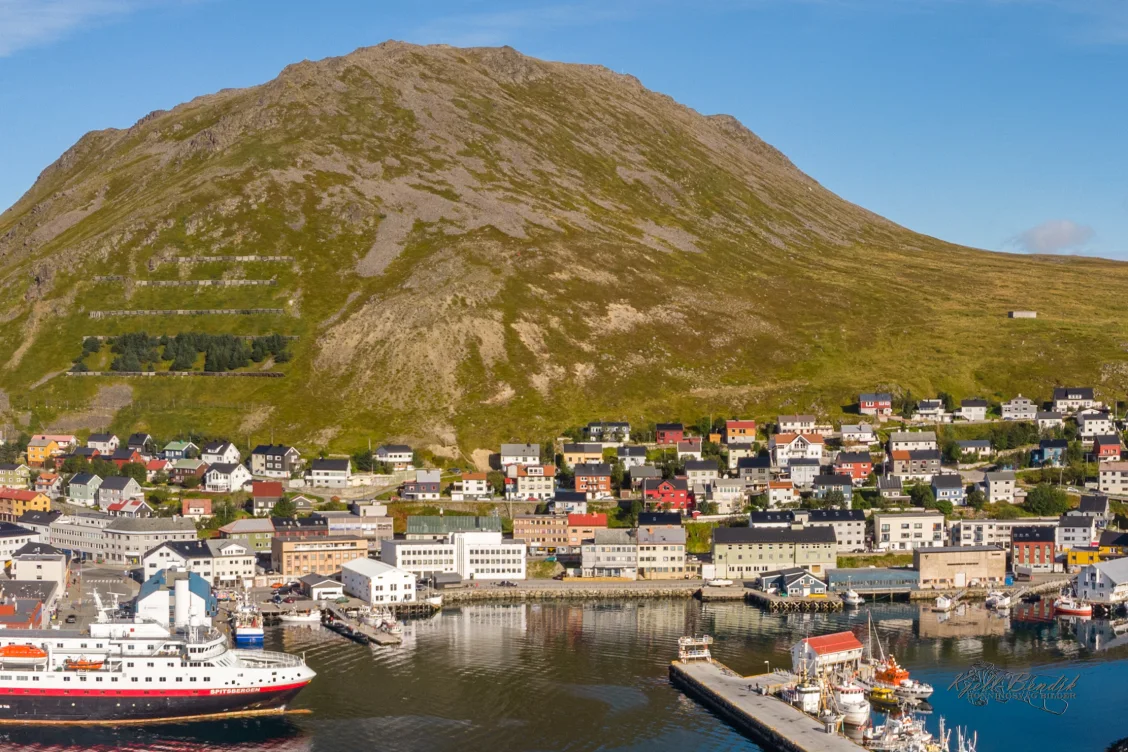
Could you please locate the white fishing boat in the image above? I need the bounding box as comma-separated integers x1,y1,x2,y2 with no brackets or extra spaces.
783,680,822,714
985,591,1011,610
893,678,935,700
425,594,443,607
842,578,865,607
279,609,322,624
833,680,872,726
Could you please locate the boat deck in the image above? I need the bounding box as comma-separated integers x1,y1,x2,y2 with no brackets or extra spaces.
670,660,864,752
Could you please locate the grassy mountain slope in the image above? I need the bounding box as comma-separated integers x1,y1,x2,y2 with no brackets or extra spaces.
2,41,1127,459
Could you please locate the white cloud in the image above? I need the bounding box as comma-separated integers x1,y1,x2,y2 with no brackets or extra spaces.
1010,219,1095,254
0,0,156,57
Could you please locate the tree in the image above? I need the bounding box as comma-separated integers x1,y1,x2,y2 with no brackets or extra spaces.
935,499,954,516
629,498,644,526
698,500,720,516
83,336,101,355
823,490,846,508
852,490,872,510
351,450,374,472
120,462,147,485
746,493,770,512
487,471,506,496
1024,483,1069,516
909,484,936,508
967,488,987,511
182,475,200,489
271,497,298,518
212,500,240,527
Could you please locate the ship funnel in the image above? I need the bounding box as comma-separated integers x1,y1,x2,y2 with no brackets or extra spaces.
173,576,190,629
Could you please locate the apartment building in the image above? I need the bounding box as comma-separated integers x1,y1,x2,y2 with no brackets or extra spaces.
381,531,526,581
712,525,836,578
271,535,368,577
872,511,945,551
142,538,256,587
637,525,687,580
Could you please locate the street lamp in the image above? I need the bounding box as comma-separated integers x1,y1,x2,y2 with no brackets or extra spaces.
764,660,771,675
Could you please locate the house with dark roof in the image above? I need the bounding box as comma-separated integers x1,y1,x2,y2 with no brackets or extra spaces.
127,433,153,454
142,538,256,586
655,423,684,446
86,433,119,454
1052,387,1100,414
812,474,852,500
760,567,827,597
1012,526,1056,573
307,458,351,488
931,474,966,505
957,398,989,421
201,440,241,465
249,444,303,478
1032,438,1068,467
373,444,413,471
641,477,691,511
96,476,143,508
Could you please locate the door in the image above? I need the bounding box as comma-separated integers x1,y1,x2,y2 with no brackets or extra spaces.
954,572,966,587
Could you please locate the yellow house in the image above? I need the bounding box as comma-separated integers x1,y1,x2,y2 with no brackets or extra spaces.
1067,547,1102,567
1098,530,1128,557
0,488,50,521
25,438,59,467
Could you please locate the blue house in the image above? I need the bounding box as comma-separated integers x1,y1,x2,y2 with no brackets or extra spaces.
1032,439,1068,467
931,474,966,505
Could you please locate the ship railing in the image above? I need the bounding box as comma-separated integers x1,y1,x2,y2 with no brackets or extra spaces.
233,649,306,668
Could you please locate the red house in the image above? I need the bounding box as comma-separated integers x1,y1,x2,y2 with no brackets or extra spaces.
641,477,690,511
834,451,873,483
859,392,893,417
110,449,143,469
1011,526,1055,572
573,463,612,498
1093,435,1122,462
655,423,685,446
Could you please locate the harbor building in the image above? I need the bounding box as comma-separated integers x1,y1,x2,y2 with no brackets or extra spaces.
271,535,368,577
581,529,638,579
405,515,502,541
1074,558,1128,606
142,539,257,588
711,526,836,578
636,525,687,580
342,557,416,604
381,531,526,581
913,545,1006,589
790,631,864,676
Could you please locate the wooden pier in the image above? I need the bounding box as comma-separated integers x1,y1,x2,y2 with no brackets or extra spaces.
670,660,863,752
325,605,402,645
697,586,844,611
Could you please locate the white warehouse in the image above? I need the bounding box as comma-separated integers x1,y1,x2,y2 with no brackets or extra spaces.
342,557,416,605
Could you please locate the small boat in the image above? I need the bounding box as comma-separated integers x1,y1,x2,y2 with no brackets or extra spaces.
1053,594,1092,617
893,678,935,700
783,681,822,714
932,595,953,612
868,685,898,707
279,609,322,624
842,581,865,607
0,645,48,666
231,595,264,646
985,591,1011,610
425,595,443,607
708,579,734,588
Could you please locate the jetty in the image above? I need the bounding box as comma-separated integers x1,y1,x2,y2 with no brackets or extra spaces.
669,641,863,752
697,586,844,612
324,604,402,646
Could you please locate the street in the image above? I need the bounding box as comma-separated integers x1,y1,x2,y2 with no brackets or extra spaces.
55,563,139,627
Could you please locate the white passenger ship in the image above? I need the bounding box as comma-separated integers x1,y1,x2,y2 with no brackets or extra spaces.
0,595,314,722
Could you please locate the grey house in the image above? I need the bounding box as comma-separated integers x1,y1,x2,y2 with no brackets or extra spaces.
97,476,143,508
68,473,103,506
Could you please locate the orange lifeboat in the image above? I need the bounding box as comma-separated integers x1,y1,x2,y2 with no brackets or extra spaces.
0,645,48,665
65,657,105,671
873,655,911,686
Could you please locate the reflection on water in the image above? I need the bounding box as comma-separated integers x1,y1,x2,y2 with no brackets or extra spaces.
2,600,1124,751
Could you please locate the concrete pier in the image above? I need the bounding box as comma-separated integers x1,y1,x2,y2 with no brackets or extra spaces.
670,660,864,752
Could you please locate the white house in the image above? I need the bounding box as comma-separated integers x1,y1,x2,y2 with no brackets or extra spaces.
777,415,819,435
769,433,823,469
1002,395,1038,421
1078,412,1115,439
981,471,1016,503
307,458,351,488
1056,514,1098,551
1099,462,1128,495
957,399,989,421
840,423,877,446
888,431,938,453
381,531,526,581
375,444,414,471
1074,558,1128,606
201,440,241,466
790,632,864,677
1036,412,1065,431
450,472,491,501
342,557,416,604
142,538,256,588
768,481,798,507
1053,387,1101,414
617,446,648,469
914,400,949,422
86,433,119,455
500,443,540,468
204,463,252,493
727,445,756,471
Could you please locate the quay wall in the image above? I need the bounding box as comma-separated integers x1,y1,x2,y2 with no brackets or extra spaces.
440,584,700,604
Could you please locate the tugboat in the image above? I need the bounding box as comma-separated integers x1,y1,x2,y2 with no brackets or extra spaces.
1053,591,1092,617
864,613,934,700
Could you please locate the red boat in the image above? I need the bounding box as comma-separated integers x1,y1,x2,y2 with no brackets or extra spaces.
1053,594,1092,617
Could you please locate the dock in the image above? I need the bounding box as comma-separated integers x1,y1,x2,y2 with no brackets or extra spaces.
670,660,863,752
697,586,844,611
325,604,402,645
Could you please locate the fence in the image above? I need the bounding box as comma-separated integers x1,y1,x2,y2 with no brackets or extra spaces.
158,255,295,265
66,371,285,378
80,334,299,341
134,279,277,287
92,275,125,282
88,308,285,319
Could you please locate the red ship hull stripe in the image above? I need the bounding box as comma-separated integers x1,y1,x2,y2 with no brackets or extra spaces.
0,680,310,698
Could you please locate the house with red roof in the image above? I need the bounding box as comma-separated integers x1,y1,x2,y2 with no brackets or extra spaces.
181,497,213,520
105,499,152,518
566,512,608,546
790,630,864,676
252,481,286,516
1093,435,1123,463
723,420,758,445
144,458,169,482
33,472,62,498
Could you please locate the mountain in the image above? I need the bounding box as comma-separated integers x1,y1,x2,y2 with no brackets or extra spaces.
2,41,1127,460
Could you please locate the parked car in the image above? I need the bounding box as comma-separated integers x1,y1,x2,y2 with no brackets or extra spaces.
65,614,77,624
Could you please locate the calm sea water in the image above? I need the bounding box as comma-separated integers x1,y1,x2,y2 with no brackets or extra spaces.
0,600,1123,752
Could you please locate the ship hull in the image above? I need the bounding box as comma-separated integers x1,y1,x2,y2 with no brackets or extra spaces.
0,681,309,722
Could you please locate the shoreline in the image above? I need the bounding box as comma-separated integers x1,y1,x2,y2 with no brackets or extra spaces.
438,580,704,604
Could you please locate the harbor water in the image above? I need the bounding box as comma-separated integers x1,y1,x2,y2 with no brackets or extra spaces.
0,599,1122,751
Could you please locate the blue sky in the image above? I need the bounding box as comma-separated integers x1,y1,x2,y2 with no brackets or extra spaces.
0,0,1125,257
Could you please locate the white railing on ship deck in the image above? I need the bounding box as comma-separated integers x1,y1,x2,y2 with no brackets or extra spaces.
233,649,306,668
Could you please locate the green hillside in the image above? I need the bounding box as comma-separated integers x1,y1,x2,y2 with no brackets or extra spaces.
2,41,1128,462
